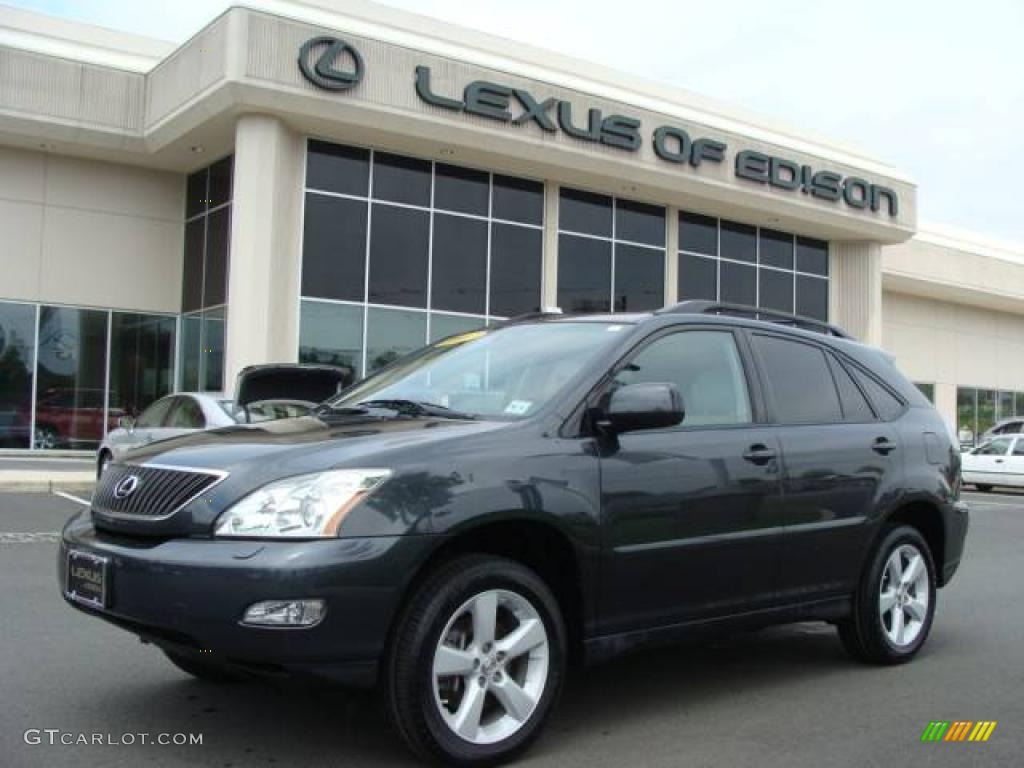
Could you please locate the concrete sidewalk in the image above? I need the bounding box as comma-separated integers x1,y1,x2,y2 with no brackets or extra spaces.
0,457,95,493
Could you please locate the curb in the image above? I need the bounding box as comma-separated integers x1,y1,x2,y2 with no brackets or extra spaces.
0,472,95,494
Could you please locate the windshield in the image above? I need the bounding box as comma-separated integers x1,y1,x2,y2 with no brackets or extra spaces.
330,322,631,420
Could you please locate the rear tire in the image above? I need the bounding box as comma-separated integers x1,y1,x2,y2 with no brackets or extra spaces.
974,484,994,492
385,555,566,766
163,650,240,682
838,525,936,664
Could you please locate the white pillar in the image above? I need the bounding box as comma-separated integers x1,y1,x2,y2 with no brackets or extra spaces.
223,114,304,394
829,241,883,346
542,181,559,310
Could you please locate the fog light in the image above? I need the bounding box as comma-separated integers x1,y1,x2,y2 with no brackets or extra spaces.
241,599,326,627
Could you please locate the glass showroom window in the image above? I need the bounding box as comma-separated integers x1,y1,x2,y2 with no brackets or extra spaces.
957,386,1024,447
557,188,666,313
0,301,36,449
300,140,544,377
678,211,829,321
913,382,935,403
181,155,232,391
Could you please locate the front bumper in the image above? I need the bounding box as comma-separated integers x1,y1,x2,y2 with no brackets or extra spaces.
59,513,435,687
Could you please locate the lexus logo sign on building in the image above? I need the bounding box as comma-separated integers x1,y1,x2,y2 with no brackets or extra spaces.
298,36,364,91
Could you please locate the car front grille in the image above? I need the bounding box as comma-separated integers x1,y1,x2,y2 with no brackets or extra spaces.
92,464,224,519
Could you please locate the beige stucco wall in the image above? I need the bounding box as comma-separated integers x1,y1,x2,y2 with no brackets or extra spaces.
0,145,184,313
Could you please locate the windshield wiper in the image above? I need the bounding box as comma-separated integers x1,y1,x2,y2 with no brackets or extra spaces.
356,399,478,420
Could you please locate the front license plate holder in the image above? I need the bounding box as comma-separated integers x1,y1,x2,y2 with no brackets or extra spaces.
66,549,109,610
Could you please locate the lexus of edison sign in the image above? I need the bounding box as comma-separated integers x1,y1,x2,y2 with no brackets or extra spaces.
298,36,899,217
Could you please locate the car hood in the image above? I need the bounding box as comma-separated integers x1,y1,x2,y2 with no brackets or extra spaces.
118,412,506,474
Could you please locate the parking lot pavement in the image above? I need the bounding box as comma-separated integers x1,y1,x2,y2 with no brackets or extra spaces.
2,490,1021,768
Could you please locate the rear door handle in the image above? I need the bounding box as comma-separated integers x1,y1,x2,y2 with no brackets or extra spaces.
743,444,776,465
872,437,897,455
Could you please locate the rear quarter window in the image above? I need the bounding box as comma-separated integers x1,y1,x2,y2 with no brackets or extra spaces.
847,365,905,421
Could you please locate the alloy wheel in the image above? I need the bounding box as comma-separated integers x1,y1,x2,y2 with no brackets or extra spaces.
879,543,930,648
432,589,550,745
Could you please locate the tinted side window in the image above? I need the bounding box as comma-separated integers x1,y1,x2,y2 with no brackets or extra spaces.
167,397,206,429
136,397,174,428
752,335,842,424
613,330,752,427
828,355,875,422
849,366,905,421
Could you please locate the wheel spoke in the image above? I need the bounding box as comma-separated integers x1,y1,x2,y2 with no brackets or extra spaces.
905,596,927,623
496,618,546,661
491,676,537,722
890,606,905,645
879,589,898,615
452,678,487,740
902,554,924,587
885,552,903,586
471,592,498,649
434,645,476,678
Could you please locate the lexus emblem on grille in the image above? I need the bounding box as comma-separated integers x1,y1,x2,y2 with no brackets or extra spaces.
113,475,140,499
298,36,364,91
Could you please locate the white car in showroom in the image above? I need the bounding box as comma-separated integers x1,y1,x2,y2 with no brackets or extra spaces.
961,435,1024,491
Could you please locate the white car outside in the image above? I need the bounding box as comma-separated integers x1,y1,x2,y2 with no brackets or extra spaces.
961,435,1024,491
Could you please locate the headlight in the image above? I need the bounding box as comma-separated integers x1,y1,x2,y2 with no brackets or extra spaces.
214,469,391,538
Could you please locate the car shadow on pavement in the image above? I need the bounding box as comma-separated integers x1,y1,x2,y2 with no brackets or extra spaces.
98,622,873,765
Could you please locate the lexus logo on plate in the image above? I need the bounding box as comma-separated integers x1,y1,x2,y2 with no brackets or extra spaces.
113,475,140,500
298,36,364,91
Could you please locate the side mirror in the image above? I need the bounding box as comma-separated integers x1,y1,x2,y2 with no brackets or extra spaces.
118,415,136,433
601,382,685,433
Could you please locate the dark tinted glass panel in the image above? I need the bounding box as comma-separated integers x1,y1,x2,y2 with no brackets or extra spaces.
203,206,230,307
752,335,842,424
679,211,718,255
614,331,751,426
829,355,875,421
299,300,364,380
915,382,935,403
560,188,612,237
850,366,905,421
432,214,487,314
181,218,205,313
759,268,794,313
678,253,717,300
759,229,794,269
490,223,542,317
368,204,430,307
207,155,233,208
977,389,996,437
301,193,368,302
108,313,175,422
434,163,489,216
202,308,225,392
179,314,201,391
493,175,543,225
35,306,109,449
720,260,756,305
957,388,976,446
796,275,828,320
372,152,431,206
306,141,370,197
999,390,1015,420
616,200,665,247
430,314,484,343
614,244,664,311
1016,392,1024,418
557,234,611,312
366,307,427,373
796,236,829,276
720,220,756,263
0,302,36,449
185,169,207,219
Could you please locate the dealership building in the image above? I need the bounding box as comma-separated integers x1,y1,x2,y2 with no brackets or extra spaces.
1,0,1022,451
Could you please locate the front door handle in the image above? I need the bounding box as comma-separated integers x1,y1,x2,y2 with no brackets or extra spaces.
743,444,776,465
872,437,897,455
995,458,1004,464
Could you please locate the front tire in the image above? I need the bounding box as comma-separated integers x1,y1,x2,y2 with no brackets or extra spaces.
385,555,566,766
838,525,936,664
974,484,993,492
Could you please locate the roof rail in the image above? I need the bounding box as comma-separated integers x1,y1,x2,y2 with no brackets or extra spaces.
656,300,853,339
